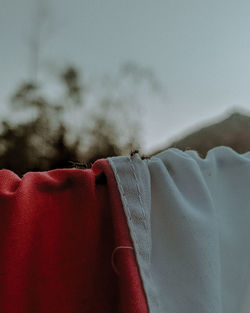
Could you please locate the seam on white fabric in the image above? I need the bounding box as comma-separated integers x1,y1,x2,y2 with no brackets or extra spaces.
109,157,152,306
128,157,151,260
108,156,161,313
108,158,140,251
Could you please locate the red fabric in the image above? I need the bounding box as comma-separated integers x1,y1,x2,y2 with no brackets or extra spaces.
0,159,149,313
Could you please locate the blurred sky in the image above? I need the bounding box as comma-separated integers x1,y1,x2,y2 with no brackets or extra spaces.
1,0,250,153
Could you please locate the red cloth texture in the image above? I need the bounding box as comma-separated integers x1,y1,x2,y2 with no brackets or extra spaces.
0,159,149,313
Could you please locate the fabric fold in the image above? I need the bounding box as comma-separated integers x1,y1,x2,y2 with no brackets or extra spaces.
2,146,250,312
0,159,148,313
109,146,250,313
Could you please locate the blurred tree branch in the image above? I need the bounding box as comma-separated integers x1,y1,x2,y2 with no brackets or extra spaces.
0,62,157,176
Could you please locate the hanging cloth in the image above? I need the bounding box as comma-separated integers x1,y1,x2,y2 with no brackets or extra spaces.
109,146,250,313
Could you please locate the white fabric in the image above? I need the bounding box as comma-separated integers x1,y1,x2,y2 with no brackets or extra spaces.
108,147,250,313
108,154,162,313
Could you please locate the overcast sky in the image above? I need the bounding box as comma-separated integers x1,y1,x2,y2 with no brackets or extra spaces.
1,0,250,153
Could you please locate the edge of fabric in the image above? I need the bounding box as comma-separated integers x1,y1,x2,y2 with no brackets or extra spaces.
92,159,150,313
108,154,161,313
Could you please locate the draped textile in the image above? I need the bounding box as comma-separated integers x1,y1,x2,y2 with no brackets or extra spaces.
1,146,250,313
109,146,250,313
0,159,148,313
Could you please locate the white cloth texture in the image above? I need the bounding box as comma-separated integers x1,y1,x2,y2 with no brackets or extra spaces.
108,146,250,313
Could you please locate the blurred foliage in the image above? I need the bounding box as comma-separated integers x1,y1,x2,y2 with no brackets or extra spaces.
0,65,144,176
